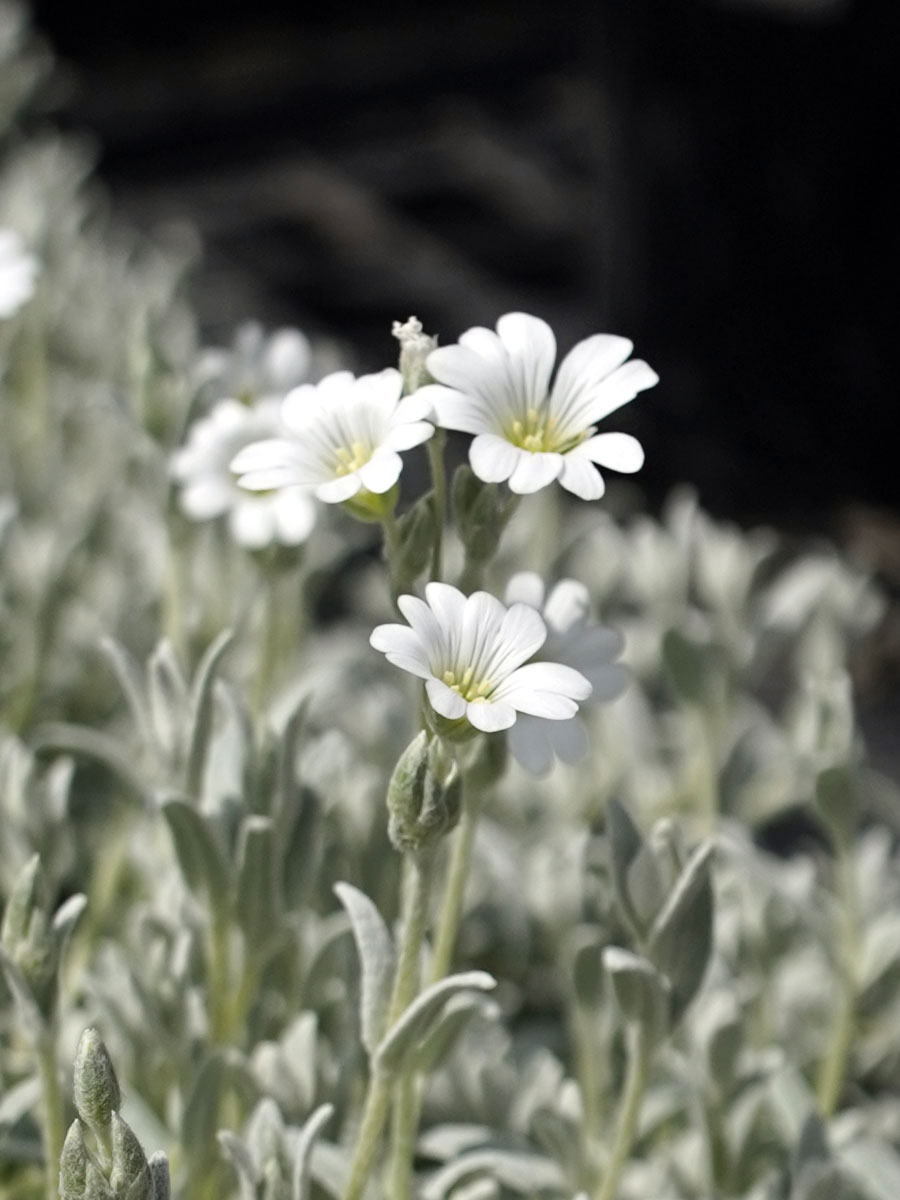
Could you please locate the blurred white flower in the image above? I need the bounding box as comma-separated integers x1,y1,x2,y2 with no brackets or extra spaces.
171,397,316,549
420,312,657,497
233,368,433,505
193,321,314,399
370,581,591,734
504,572,628,774
0,227,38,318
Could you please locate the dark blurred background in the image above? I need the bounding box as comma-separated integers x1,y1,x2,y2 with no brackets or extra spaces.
29,0,897,533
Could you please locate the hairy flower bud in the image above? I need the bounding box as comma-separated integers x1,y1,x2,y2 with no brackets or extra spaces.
387,732,462,853
392,315,438,394
109,1113,152,1200
73,1029,121,1137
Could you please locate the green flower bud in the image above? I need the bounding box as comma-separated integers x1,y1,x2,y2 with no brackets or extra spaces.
109,1113,152,1200
392,316,438,394
59,1120,89,1200
387,733,462,853
73,1029,121,1138
451,466,517,566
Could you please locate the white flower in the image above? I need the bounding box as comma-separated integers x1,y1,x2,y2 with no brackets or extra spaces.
193,321,313,399
232,368,434,505
370,581,592,734
504,572,629,774
0,228,38,319
171,397,316,548
419,311,657,498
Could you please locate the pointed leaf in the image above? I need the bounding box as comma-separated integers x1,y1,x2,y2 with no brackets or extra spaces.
607,797,646,936
648,841,714,1023
161,798,230,901
185,629,234,798
236,816,281,950
334,883,395,1055
292,1103,334,1200
376,971,496,1074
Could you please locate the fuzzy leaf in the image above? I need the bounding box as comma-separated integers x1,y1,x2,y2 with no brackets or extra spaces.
185,629,234,798
376,971,496,1075
421,1147,566,1199
334,882,395,1055
603,947,670,1044
99,638,153,752
218,1130,259,1200
292,1103,334,1200
648,841,714,1022
411,993,500,1074
161,797,230,901
236,816,281,950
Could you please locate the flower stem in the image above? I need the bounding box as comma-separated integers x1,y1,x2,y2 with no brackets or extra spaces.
426,430,447,582
817,839,858,1117
208,907,232,1044
36,1030,64,1200
384,1073,419,1200
594,1023,650,1200
343,852,432,1200
429,784,477,984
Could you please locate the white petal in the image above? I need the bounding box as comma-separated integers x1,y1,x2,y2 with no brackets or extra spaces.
470,435,524,483
426,678,467,720
458,591,509,677
316,474,361,503
358,450,402,494
507,717,554,775
559,455,605,501
281,383,320,431
550,333,633,423
238,466,306,491
543,580,590,632
424,582,466,636
576,360,659,427
370,624,433,680
495,313,557,409
508,690,579,720
504,571,545,610
229,499,276,548
230,438,296,475
416,385,493,436
547,717,590,765
496,661,592,707
383,420,434,451
271,488,317,544
180,478,232,520
578,432,645,473
466,699,516,732
394,393,435,425
356,368,404,418
397,595,445,660
264,328,311,390
508,452,563,494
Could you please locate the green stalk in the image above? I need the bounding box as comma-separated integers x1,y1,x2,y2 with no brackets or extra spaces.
36,1030,64,1200
594,1023,650,1200
426,430,447,582
343,853,432,1200
817,839,858,1117
429,786,478,984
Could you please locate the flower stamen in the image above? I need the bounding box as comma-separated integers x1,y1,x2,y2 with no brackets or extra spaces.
442,666,493,702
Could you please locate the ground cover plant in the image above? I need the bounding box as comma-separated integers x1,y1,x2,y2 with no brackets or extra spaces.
2,5,900,1200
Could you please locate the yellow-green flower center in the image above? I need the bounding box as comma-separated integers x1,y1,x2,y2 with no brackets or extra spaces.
506,407,588,454
334,441,370,475
442,666,493,702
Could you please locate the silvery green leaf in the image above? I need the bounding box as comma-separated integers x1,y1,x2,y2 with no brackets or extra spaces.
395,491,437,587
59,1119,89,1200
0,944,45,1037
626,842,666,930
333,882,396,1056
99,637,154,753
185,629,234,798
607,797,647,937
218,1130,259,1200
767,1067,817,1145
793,1114,830,1175
411,993,500,1074
291,1103,334,1200
147,1154,170,1200
695,990,743,1092
376,971,496,1075
147,640,190,766
236,816,280,951
858,913,900,1017
531,1108,584,1185
445,1181,499,1200
272,698,309,836
814,765,859,845
839,1139,900,1200
52,892,87,952
110,1112,152,1200
31,724,153,807
417,1126,496,1162
421,1148,566,1199
662,627,712,708
181,1050,256,1164
0,1075,40,1129
161,797,230,901
603,947,670,1044
73,1028,121,1138
308,1139,350,1200
283,786,323,912
647,841,714,1023
793,1162,853,1200
571,928,605,1010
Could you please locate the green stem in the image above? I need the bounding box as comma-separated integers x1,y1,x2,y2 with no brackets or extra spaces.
37,1031,64,1200
426,431,447,582
208,907,232,1044
817,840,858,1117
343,852,432,1200
594,1023,650,1200
252,560,281,719
429,785,478,984
384,1073,419,1200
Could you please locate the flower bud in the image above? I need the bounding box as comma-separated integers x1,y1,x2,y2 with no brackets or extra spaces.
387,733,462,853
73,1029,121,1137
59,1120,89,1200
392,316,438,394
109,1113,152,1200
